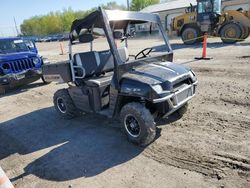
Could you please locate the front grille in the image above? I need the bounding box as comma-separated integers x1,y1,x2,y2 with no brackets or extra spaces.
176,87,192,103
9,58,35,73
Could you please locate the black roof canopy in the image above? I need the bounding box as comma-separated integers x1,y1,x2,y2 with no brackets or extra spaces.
70,8,162,42
70,11,103,34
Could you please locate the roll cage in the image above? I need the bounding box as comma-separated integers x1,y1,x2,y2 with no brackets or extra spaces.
68,7,173,89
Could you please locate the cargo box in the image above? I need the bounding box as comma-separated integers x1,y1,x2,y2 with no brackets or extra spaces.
42,61,72,83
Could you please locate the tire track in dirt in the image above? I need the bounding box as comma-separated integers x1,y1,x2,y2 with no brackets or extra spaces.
192,66,250,81
142,97,250,180
143,144,226,179
143,127,250,181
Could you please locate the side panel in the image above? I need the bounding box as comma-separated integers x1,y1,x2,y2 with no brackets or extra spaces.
68,86,92,112
68,84,110,113
173,12,197,34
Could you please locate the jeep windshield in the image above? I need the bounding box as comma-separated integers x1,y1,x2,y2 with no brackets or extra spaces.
0,39,29,54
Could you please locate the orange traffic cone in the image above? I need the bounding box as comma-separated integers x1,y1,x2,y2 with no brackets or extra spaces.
0,167,14,188
59,42,64,55
195,33,212,60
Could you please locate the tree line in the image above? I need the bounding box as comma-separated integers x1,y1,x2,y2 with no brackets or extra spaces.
20,0,159,36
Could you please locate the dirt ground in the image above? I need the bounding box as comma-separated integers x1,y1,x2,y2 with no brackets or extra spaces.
0,38,250,188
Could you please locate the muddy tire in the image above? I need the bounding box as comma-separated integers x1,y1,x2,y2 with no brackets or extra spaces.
174,103,189,118
53,89,79,119
120,102,156,146
220,22,242,44
181,27,200,45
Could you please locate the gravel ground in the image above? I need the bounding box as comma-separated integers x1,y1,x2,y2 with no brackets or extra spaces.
0,38,250,188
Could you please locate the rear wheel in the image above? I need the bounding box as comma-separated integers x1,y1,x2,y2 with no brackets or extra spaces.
181,27,200,45
120,102,156,146
220,22,242,44
53,89,79,119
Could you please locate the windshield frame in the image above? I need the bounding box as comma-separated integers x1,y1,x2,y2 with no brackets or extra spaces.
105,10,173,54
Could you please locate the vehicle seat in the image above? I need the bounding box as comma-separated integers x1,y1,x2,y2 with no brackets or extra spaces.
73,47,129,79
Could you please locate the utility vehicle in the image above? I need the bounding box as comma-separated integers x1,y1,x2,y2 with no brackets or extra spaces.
43,8,198,146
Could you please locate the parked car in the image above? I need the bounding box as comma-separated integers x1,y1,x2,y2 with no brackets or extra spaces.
58,33,70,41
0,37,49,94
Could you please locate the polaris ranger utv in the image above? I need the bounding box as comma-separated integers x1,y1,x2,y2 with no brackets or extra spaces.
43,8,198,146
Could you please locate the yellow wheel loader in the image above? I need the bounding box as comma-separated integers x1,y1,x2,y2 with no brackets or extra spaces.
172,0,250,44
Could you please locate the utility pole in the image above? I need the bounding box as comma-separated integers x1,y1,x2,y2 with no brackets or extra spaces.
127,0,130,10
13,17,19,36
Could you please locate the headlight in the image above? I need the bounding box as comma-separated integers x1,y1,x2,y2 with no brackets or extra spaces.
189,70,197,82
42,57,50,64
2,63,11,71
33,57,40,65
152,84,163,93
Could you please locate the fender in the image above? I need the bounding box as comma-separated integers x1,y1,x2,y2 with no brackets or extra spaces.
120,78,153,100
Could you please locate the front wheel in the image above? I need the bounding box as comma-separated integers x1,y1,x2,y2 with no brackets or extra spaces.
120,102,156,146
181,27,200,45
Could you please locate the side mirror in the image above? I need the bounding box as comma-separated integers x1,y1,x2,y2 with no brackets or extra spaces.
113,31,123,39
78,34,94,43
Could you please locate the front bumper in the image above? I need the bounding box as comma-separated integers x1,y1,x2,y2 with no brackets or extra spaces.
0,69,42,86
153,81,198,117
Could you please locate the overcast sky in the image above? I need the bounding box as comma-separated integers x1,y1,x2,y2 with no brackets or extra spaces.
0,0,126,36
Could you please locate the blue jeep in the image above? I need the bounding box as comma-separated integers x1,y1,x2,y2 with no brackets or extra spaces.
0,37,47,94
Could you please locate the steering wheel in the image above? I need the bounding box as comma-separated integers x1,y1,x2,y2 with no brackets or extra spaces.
135,48,153,60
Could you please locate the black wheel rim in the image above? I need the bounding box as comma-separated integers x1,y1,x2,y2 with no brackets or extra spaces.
57,97,66,113
124,114,141,138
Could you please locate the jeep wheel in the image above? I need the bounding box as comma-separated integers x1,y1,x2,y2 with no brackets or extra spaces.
53,89,79,119
174,103,189,118
120,102,156,146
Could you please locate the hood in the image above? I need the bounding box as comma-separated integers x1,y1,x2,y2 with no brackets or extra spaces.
0,51,37,62
122,61,191,85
